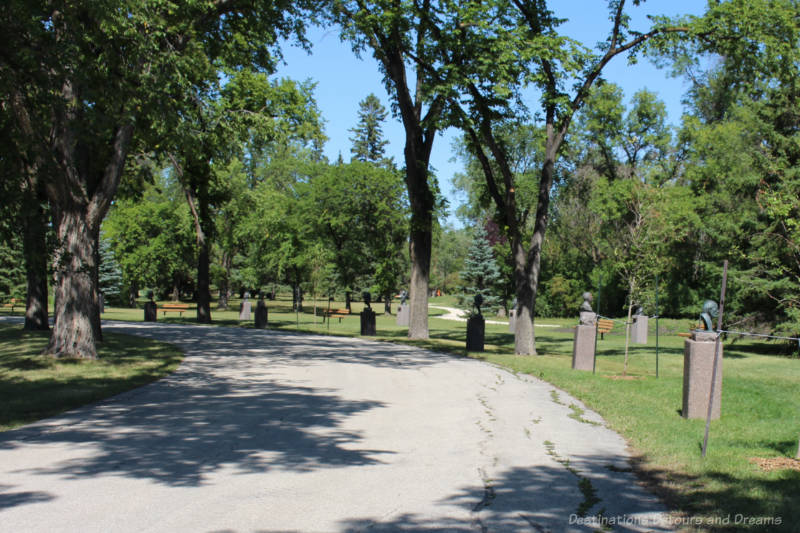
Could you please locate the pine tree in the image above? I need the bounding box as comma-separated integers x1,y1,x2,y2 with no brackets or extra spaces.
349,94,390,166
0,233,25,299
98,237,124,305
459,225,502,314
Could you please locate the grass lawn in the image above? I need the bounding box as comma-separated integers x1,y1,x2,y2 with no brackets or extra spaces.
0,323,183,432
2,297,798,530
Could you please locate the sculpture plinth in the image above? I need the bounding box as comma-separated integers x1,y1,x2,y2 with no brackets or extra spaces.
682,331,722,419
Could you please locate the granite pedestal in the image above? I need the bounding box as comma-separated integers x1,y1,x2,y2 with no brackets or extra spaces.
144,301,157,322
682,331,723,419
632,314,648,344
254,300,268,329
396,304,409,327
571,324,596,371
508,310,516,333
361,308,376,336
466,315,485,352
239,300,251,321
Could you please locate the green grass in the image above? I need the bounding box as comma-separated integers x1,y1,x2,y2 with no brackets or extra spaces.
5,297,798,530
0,324,183,432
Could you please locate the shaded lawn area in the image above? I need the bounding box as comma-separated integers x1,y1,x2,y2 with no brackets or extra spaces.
0,324,183,432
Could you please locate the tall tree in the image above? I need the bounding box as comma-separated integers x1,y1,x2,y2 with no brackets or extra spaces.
1,0,318,356
446,0,689,354
330,1,460,339
350,93,391,166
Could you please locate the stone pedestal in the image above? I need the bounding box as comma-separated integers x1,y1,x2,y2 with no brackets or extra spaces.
682,332,723,419
508,310,516,333
360,308,376,336
572,324,596,371
632,314,648,344
239,300,251,320
396,304,409,327
466,315,485,352
254,300,268,329
144,301,157,322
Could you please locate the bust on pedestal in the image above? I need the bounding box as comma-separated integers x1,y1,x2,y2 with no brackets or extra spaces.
682,300,722,419
396,290,409,326
572,292,597,371
360,291,376,336
239,291,252,320
255,293,268,329
632,305,648,344
144,290,157,322
466,294,485,352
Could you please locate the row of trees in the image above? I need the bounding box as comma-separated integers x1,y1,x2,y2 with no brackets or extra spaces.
3,0,799,358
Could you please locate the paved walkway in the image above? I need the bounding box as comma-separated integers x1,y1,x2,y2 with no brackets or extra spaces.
0,318,672,532
429,305,559,328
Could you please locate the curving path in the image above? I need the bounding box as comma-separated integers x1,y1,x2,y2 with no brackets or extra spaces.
428,305,560,328
0,318,672,532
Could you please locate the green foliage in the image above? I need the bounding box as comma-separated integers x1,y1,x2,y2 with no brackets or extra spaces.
458,225,502,314
0,233,25,299
98,237,124,305
102,178,196,299
349,93,391,166
308,160,408,299
431,224,471,294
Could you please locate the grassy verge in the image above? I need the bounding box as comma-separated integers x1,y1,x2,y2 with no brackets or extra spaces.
0,324,183,432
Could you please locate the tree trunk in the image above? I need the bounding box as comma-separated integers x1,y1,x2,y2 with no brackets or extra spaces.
22,190,49,331
128,283,137,308
46,209,100,359
408,216,432,339
91,232,102,342
513,238,536,355
513,136,560,355
128,281,138,308
384,291,392,315
217,253,231,310
196,240,211,323
183,169,212,324
345,291,351,312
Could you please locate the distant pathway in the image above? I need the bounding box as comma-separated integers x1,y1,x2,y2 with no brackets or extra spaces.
429,304,560,327
0,317,671,532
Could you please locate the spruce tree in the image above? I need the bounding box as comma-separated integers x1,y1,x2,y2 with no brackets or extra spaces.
98,237,124,305
459,225,502,314
349,94,390,166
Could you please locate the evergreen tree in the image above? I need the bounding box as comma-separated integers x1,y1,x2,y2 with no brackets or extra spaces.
0,232,25,300
459,226,502,314
98,237,124,306
349,94,390,166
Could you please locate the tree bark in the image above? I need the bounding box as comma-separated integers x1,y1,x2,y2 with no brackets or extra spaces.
22,189,50,331
183,168,212,324
217,253,231,310
128,281,138,308
46,208,100,358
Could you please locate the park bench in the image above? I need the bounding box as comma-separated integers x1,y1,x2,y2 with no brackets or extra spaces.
2,298,19,314
324,308,351,323
597,317,614,340
159,303,189,317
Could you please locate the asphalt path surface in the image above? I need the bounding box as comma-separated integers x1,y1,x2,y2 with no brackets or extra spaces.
0,318,673,532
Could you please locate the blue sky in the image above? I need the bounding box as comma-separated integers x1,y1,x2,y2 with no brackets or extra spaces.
274,1,705,225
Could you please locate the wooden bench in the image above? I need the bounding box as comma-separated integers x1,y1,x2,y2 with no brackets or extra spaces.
597,318,614,339
324,308,351,323
2,298,19,314
159,303,189,316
